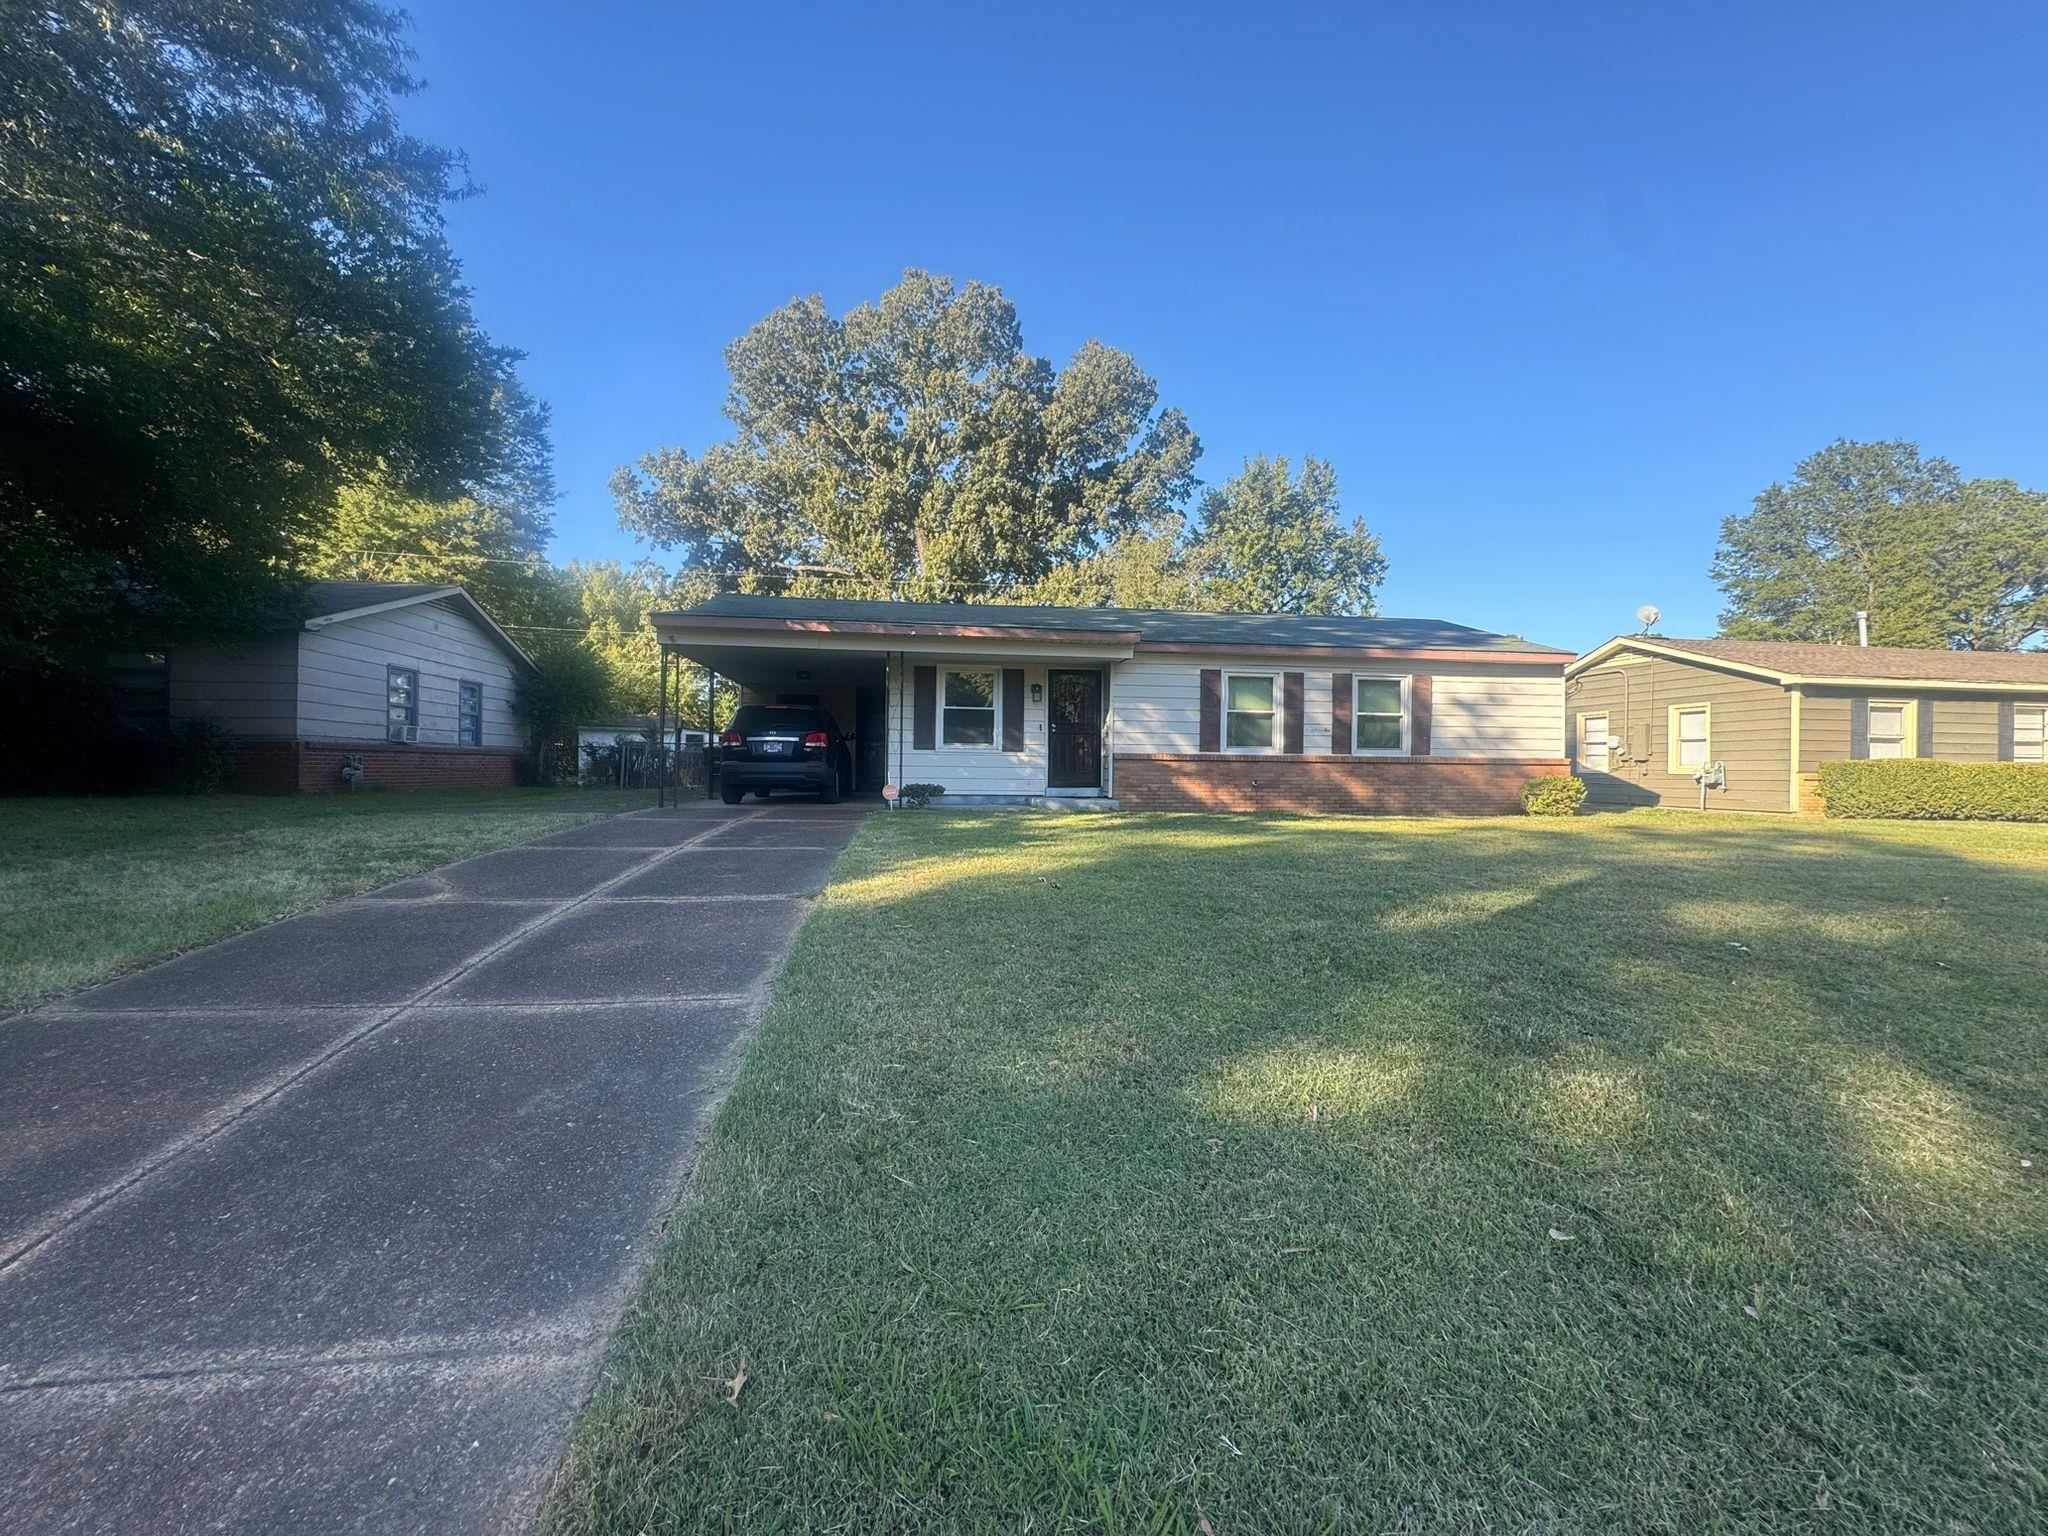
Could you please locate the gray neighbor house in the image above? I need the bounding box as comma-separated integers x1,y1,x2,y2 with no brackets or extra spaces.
1566,636,2048,814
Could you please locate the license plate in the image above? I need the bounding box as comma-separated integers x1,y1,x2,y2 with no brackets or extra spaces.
759,740,785,754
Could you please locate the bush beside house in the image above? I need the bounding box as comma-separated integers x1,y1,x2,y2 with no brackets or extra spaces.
1522,775,1588,816
1816,759,2048,822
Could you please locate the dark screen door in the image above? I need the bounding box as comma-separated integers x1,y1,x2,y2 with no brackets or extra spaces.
1047,670,1102,788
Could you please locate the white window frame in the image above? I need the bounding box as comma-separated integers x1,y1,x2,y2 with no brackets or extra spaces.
1578,711,1611,773
1221,670,1282,754
2014,703,2047,763
1668,703,1710,773
386,666,418,734
1352,673,1411,756
937,666,999,750
1866,699,1914,760
458,679,482,747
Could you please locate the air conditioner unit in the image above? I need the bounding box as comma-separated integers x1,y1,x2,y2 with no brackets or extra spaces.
388,723,419,744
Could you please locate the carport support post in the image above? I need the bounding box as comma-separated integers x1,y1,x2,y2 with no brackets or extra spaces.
656,647,670,808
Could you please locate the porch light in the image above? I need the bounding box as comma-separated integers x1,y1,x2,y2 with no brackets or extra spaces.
1030,682,1043,703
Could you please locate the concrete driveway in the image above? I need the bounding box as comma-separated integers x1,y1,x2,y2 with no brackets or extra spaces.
0,802,868,1533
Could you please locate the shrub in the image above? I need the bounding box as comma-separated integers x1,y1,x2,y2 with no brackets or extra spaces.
1815,759,2048,821
166,717,237,795
896,782,945,808
1521,775,1588,817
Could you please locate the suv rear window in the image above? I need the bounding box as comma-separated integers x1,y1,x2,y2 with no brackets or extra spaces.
730,705,831,734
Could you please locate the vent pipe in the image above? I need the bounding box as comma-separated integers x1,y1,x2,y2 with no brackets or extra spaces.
1855,610,1869,647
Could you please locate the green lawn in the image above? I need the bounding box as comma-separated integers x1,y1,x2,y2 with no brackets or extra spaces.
546,810,2047,1535
0,788,650,1011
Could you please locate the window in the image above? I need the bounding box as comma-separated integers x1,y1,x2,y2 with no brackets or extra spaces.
386,667,418,739
1866,701,1910,759
2016,705,2047,763
1579,713,1610,772
1353,675,1408,753
940,668,997,747
1224,673,1277,750
458,681,482,746
1668,704,1709,771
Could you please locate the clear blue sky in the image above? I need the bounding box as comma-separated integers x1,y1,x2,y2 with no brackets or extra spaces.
395,1,2048,653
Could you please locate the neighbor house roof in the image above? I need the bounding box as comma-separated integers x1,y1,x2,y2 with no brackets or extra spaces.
297,580,536,672
653,594,1569,659
1571,635,2048,691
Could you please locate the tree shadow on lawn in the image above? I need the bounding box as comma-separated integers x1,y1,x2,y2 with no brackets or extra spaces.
553,813,2048,1535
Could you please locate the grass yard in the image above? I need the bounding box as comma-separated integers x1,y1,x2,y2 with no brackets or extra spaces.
0,788,650,1011
546,810,2047,1535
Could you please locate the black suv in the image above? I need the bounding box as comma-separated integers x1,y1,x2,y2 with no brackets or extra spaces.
718,704,853,804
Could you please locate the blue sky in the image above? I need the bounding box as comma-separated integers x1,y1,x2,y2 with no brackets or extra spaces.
396,2,2048,653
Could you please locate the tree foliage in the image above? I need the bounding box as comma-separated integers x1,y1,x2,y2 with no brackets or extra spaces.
1192,455,1386,615
611,269,1201,601
1,0,551,664
1714,440,2048,650
308,482,563,630
1008,514,1217,611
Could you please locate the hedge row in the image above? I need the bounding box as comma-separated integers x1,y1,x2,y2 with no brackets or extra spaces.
1815,759,2048,822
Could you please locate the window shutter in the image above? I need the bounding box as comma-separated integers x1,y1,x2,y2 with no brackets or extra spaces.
1331,672,1353,755
1411,674,1433,757
1916,698,1935,759
1849,697,1869,759
913,666,936,751
1199,669,1221,752
1001,668,1025,752
1998,700,2016,761
1283,671,1304,754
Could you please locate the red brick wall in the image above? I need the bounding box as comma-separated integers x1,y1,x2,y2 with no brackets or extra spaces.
229,740,519,793
1112,753,1569,815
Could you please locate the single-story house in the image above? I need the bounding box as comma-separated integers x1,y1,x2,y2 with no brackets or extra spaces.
1566,635,2048,814
168,580,534,791
650,596,1572,813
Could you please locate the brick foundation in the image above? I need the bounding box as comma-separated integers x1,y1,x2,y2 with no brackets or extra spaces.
229,739,519,793
1111,753,1570,815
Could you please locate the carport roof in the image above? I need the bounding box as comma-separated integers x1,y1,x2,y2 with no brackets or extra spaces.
653,594,1567,657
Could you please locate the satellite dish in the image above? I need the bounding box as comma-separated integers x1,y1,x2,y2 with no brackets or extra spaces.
1635,604,1661,632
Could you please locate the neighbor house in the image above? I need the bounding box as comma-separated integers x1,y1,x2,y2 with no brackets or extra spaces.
1566,636,2048,814
166,581,534,791
650,596,1571,813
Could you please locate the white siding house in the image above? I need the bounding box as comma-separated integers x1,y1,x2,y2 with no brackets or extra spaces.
655,597,1573,815
166,581,534,791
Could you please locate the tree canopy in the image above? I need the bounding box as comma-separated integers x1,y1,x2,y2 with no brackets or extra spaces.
1,0,550,665
1713,440,2048,649
611,270,1201,602
1192,456,1386,615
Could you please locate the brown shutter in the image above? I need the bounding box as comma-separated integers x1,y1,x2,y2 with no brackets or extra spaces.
1283,671,1304,754
1199,668,1221,752
1001,668,1025,752
1916,698,1935,759
1998,700,2016,761
913,666,936,751
1411,674,1433,757
1849,697,1869,759
1331,672,1353,755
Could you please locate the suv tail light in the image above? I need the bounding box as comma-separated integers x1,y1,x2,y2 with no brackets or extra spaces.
802,731,829,748
720,730,743,747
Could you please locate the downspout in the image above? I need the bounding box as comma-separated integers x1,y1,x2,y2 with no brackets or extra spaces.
894,650,905,808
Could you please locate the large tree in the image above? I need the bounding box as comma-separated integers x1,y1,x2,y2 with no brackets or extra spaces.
1190,455,1386,615
1,0,551,664
1713,440,2048,649
610,269,1201,601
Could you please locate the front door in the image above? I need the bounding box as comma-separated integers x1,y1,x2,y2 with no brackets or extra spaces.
1047,670,1102,789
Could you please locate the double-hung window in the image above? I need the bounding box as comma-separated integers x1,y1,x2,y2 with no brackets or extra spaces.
1866,701,1910,759
387,667,418,740
1353,676,1408,754
940,668,997,747
2015,705,2047,763
1224,673,1278,751
458,681,482,746
1579,713,1610,772
1669,704,1709,771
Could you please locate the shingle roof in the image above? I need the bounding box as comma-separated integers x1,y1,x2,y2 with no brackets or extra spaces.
659,594,1569,654
1590,636,2048,686
304,580,458,618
